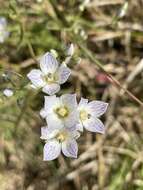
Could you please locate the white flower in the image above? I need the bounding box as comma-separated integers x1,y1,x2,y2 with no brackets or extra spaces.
76,98,108,133
41,126,80,161
3,89,13,97
27,52,71,95
0,17,9,43
40,94,78,130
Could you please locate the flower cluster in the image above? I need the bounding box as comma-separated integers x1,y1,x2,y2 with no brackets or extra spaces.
27,47,108,161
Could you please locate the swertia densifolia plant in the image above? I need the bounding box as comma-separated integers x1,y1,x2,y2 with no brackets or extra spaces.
27,44,108,161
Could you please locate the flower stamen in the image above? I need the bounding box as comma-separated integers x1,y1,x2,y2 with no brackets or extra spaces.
55,106,69,118
80,110,91,121
56,131,68,142
44,73,56,83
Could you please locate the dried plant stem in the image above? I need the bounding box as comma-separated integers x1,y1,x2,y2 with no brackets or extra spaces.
120,59,143,95
78,43,143,107
88,0,124,7
27,40,38,63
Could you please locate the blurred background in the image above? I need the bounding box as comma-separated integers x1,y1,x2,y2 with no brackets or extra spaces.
0,0,143,190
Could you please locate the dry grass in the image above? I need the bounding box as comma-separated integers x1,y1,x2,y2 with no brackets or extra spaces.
0,0,143,190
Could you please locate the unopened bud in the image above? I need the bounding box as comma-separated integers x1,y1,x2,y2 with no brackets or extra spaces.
67,44,74,57
50,49,58,58
119,2,128,18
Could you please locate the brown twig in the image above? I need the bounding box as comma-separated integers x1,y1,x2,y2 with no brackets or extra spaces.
77,42,143,107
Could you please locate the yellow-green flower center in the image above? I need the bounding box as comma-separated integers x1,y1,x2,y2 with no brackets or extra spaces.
44,73,56,83
55,106,69,118
56,131,68,142
80,110,91,121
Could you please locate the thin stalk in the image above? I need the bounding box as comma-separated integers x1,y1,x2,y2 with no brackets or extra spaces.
77,42,143,107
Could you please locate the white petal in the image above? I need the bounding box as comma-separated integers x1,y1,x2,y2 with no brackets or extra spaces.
87,101,108,117
40,109,47,118
57,64,71,84
76,123,84,132
41,127,59,140
61,94,77,111
84,117,105,134
44,140,61,161
40,52,59,74
64,126,80,139
44,95,60,112
78,97,88,108
70,130,80,139
62,140,78,158
41,127,49,139
66,125,76,132
27,69,45,88
46,114,64,130
41,127,51,140
42,83,60,95
64,110,78,128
